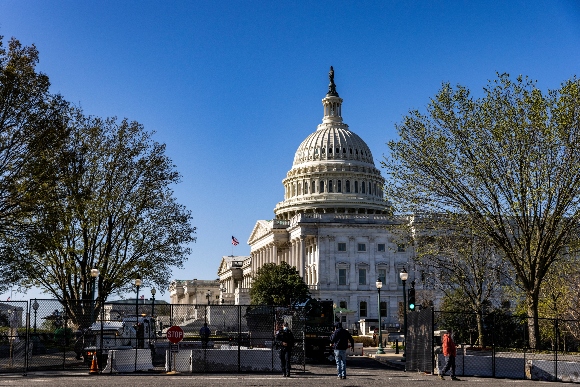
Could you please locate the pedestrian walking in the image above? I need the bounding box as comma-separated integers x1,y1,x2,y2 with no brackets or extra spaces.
275,322,295,377
200,322,211,349
440,329,460,381
330,322,354,379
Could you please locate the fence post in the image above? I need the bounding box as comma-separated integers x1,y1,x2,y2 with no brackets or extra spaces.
492,312,495,378
554,318,558,381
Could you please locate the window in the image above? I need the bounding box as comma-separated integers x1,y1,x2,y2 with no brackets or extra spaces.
358,268,366,285
377,243,385,252
341,316,346,323
298,182,302,195
312,181,315,193
355,181,359,193
380,301,387,317
328,180,333,192
362,181,366,194
320,181,325,193
397,244,406,252
368,182,372,195
338,269,347,285
304,182,308,194
357,243,366,252
359,301,367,317
339,301,347,309
378,269,386,284
346,180,351,193
338,243,346,252
338,180,342,192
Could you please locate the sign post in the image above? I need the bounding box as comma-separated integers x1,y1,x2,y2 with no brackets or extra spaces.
166,326,184,374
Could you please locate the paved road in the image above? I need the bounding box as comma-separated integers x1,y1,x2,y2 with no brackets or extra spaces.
0,356,573,386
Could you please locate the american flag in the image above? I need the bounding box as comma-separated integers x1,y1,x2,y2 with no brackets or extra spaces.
231,236,239,246
140,295,145,299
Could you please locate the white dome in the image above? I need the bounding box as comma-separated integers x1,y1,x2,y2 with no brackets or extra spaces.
274,69,387,220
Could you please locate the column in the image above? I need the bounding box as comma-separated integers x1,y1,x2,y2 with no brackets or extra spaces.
299,236,306,278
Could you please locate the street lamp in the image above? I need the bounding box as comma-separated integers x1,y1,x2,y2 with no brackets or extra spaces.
400,268,408,361
91,268,99,323
151,288,156,317
376,278,384,354
32,299,39,334
135,276,142,318
206,290,211,305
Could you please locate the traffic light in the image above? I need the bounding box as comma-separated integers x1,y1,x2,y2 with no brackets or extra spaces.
408,288,416,311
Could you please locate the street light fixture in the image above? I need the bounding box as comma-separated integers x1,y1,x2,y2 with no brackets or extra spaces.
399,268,408,361
151,288,156,317
32,299,39,334
91,268,99,323
376,279,385,354
135,276,142,318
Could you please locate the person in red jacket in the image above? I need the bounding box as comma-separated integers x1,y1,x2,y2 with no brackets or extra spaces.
440,329,460,380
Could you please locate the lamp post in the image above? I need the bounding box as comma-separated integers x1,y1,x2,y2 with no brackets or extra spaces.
135,276,142,318
151,288,156,317
91,268,99,323
32,299,39,334
205,290,211,324
400,268,408,360
376,278,385,354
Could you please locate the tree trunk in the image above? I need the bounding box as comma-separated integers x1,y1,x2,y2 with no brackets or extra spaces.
527,295,540,349
476,312,485,348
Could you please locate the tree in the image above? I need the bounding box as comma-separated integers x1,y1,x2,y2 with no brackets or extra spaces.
383,74,580,348
249,262,310,306
413,216,509,347
19,110,196,326
0,36,69,292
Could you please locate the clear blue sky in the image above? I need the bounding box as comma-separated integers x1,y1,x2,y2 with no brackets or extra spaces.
2,1,579,301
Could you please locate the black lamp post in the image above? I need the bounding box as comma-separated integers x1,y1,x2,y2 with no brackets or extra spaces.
151,288,156,317
135,276,142,318
91,268,99,323
32,299,39,334
376,278,385,354
400,268,408,360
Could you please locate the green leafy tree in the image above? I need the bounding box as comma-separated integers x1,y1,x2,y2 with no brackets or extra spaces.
249,262,310,306
413,217,509,347
0,36,69,292
20,110,196,326
384,74,580,348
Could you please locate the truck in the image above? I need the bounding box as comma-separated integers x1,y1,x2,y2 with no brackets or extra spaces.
304,299,335,361
82,315,156,365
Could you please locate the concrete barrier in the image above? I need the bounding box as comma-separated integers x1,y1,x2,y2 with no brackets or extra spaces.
103,349,153,373
165,349,281,372
352,343,363,356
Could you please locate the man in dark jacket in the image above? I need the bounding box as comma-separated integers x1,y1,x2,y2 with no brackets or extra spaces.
330,322,354,379
275,322,295,377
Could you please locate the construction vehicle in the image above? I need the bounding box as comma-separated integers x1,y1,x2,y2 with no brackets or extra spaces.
82,315,156,364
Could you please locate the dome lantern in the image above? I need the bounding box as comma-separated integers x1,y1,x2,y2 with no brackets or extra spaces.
322,66,343,124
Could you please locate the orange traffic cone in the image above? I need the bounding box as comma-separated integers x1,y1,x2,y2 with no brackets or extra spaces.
89,352,99,375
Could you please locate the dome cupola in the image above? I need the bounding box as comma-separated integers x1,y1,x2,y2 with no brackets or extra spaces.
274,67,388,220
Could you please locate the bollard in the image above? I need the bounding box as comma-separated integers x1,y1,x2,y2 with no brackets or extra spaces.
395,339,399,354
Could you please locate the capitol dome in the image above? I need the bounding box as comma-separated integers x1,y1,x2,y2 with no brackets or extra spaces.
274,68,388,220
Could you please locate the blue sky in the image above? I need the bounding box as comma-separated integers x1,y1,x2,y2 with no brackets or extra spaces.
2,1,579,301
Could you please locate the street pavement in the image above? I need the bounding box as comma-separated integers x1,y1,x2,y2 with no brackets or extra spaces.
0,348,574,386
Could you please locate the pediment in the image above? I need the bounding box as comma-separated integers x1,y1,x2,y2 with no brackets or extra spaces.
248,220,273,245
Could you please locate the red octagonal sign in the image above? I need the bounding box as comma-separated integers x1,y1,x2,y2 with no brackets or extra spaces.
166,325,184,344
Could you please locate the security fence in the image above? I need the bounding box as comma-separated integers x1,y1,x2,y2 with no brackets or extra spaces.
0,299,306,374
406,308,580,383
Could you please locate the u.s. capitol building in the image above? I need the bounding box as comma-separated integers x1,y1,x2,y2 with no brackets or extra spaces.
171,69,425,331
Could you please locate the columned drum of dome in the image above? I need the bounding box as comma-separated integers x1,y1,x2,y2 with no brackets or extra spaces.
274,68,388,220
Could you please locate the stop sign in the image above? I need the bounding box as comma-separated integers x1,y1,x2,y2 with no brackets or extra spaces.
166,325,184,344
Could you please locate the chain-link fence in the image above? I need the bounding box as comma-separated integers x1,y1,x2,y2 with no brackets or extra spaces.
0,299,306,374
406,309,580,383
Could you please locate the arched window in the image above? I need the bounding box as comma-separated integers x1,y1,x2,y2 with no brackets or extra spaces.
328,180,333,193
304,181,308,194
354,181,359,193
320,180,325,193
312,181,315,193
368,182,371,195
336,147,340,154
338,180,342,193
361,181,366,194
346,180,351,193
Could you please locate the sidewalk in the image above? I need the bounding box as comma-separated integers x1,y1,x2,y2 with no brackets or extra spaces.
363,346,405,370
